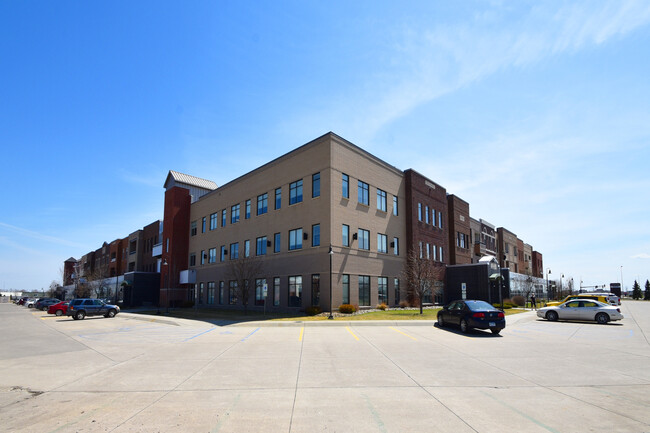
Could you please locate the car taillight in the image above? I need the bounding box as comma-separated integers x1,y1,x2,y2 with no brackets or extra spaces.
497,312,505,318
472,312,485,318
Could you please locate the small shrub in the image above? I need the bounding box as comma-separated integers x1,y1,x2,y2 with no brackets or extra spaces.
399,300,409,308
376,303,388,311
511,295,525,307
494,302,514,309
305,306,322,316
339,304,358,314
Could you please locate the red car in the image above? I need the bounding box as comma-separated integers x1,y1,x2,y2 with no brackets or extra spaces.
48,301,69,316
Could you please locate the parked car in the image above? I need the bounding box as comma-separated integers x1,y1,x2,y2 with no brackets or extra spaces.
25,299,37,308
537,300,623,324
47,301,69,316
545,293,610,307
34,298,61,311
591,292,621,305
66,298,120,320
17,297,29,305
437,300,506,334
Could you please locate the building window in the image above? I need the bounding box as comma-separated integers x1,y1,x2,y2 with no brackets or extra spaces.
342,274,350,305
190,221,197,236
275,187,282,210
230,242,239,260
393,237,399,256
219,281,224,304
312,173,320,198
210,213,218,230
189,253,196,267
245,199,251,219
202,217,206,233
358,180,369,205
418,203,422,221
200,250,206,265
311,274,320,306
273,277,281,306
377,189,387,212
274,233,281,253
439,246,444,262
244,240,250,257
419,241,423,259
312,224,320,247
229,281,238,305
378,277,388,305
257,193,268,215
289,228,303,250
432,244,437,261
220,246,226,262
393,196,398,216
231,204,240,224
438,211,443,228
394,278,400,305
358,229,370,250
377,233,387,253
359,275,370,306
208,248,217,264
256,236,267,256
255,279,266,306
288,276,302,307
342,224,350,247
426,243,430,260
342,173,349,199
207,282,215,305
425,205,430,224
290,180,303,205
221,209,227,227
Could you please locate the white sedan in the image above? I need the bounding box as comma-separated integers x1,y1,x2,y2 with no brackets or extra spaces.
537,300,623,324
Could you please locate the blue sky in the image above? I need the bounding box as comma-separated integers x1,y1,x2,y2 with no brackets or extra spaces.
1,0,649,293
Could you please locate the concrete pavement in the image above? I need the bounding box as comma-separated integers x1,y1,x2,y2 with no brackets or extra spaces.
1,302,649,432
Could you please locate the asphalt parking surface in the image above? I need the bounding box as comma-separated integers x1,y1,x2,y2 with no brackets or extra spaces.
1,302,649,433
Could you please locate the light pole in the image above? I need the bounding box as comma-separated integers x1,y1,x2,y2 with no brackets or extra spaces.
560,273,564,297
620,266,624,296
546,268,552,301
328,245,334,320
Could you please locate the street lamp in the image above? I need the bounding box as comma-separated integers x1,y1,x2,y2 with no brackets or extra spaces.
620,266,624,296
328,245,334,320
546,268,552,300
560,273,564,297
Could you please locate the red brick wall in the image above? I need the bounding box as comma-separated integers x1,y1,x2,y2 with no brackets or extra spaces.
160,187,191,306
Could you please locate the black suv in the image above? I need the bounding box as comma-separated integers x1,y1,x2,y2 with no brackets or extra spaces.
67,298,120,320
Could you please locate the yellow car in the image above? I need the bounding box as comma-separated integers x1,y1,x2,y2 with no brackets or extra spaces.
545,294,610,307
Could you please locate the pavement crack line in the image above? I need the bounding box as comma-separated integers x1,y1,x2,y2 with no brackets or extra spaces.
288,327,305,433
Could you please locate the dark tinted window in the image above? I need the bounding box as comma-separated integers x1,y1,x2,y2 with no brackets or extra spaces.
465,300,495,311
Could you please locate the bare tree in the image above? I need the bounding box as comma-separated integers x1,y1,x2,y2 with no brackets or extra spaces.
226,256,264,313
519,271,536,308
403,247,446,314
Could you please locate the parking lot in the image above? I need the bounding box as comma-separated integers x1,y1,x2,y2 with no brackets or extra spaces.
1,302,649,433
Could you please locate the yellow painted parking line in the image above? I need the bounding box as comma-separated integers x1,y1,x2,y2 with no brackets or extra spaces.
345,326,359,341
299,327,304,341
390,327,417,341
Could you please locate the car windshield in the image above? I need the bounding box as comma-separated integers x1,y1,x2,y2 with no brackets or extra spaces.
465,300,495,311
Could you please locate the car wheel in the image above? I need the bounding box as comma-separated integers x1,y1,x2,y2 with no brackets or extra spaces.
460,319,469,333
55,310,63,316
42,306,49,311
105,309,116,318
75,311,86,320
596,313,609,324
546,311,558,321
437,315,445,327
491,329,501,335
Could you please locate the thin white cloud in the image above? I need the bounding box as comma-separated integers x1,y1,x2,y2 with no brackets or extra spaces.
0,222,86,249
632,253,650,259
321,1,650,140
